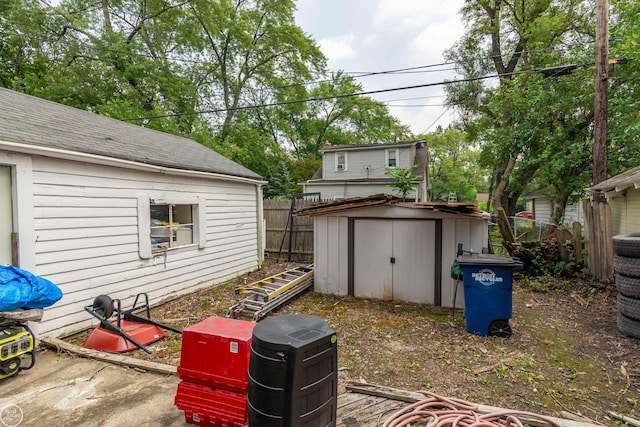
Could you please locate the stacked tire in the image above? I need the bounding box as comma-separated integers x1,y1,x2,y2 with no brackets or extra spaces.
614,233,640,339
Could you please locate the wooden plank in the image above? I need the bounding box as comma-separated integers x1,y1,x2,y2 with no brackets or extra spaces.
603,202,614,280
345,382,604,427
496,207,516,243
40,337,178,375
354,399,406,425
336,394,389,420
572,221,583,264
555,228,570,261
585,200,597,277
11,232,19,266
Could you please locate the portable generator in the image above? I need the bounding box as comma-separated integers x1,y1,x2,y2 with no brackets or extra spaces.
0,320,35,379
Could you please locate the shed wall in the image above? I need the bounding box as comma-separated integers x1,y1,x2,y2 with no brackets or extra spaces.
609,188,640,235
31,156,259,337
440,219,488,309
562,200,584,227
532,197,553,223
312,206,488,308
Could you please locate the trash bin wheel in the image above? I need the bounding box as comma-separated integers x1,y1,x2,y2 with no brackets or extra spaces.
488,319,512,338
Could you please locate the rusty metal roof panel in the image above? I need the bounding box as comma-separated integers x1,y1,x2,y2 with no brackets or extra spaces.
294,194,485,218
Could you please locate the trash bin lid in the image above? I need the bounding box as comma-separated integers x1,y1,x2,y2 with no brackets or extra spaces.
457,254,522,267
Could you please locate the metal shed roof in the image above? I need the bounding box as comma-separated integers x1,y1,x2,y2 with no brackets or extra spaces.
587,165,640,197
294,194,485,218
0,88,261,180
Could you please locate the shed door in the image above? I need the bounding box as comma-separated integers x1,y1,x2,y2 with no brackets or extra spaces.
0,166,12,265
353,219,436,303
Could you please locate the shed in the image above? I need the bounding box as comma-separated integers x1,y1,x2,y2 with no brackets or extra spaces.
0,88,265,337
295,195,489,308
588,165,640,235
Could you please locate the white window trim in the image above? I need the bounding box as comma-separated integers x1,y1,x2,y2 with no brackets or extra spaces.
335,152,347,172
138,195,206,259
386,148,400,168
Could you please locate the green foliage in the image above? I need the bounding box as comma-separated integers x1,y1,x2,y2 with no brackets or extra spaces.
0,0,410,182
385,165,421,200
519,276,550,293
608,0,640,176
446,0,598,233
263,160,293,199
420,128,488,202
287,157,322,193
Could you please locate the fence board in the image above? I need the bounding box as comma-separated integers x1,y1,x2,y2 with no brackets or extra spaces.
584,200,614,281
264,199,317,260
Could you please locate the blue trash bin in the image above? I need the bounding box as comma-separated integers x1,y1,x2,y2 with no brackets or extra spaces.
457,254,523,338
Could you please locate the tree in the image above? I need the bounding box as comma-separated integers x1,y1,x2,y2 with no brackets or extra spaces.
608,0,640,176
265,72,412,160
445,0,596,235
385,165,422,200
181,0,326,144
263,160,293,199
0,0,414,193
421,128,488,202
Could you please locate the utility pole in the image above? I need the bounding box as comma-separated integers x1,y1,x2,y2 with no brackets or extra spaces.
593,0,608,203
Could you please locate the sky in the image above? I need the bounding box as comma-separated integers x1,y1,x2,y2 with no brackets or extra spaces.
294,0,467,136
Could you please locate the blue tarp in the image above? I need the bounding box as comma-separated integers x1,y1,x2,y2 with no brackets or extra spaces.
0,266,63,311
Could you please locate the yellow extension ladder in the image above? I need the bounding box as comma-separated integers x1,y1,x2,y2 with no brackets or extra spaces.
226,265,314,321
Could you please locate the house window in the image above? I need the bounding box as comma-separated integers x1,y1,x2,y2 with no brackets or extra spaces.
138,195,206,259
150,203,194,248
386,149,399,167
335,152,347,171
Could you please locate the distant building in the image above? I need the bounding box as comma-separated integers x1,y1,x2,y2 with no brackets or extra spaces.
302,140,428,201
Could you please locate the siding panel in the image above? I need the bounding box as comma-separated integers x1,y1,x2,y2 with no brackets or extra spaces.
31,156,259,336
627,189,640,233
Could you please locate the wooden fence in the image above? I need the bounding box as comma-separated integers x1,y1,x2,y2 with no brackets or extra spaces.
584,199,614,281
264,199,315,261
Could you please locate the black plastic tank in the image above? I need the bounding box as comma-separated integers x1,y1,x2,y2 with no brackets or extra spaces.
247,314,338,427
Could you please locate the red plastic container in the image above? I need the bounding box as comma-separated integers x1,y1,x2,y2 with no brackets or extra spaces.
178,316,255,392
175,381,248,427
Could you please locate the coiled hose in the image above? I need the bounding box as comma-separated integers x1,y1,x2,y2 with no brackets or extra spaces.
382,391,564,427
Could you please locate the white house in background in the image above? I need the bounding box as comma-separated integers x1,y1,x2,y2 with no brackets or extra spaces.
0,87,265,337
588,165,640,235
525,187,584,227
302,140,429,201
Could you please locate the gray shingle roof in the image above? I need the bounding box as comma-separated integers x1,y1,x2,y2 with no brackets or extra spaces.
0,88,261,180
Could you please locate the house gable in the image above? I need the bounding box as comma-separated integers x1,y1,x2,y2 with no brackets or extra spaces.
320,141,422,181
304,140,428,201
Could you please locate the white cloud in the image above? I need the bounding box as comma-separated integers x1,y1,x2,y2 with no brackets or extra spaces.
373,0,462,31
363,34,378,46
318,34,357,62
411,18,465,63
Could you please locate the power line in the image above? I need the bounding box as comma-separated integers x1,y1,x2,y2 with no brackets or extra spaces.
122,70,532,122
420,109,450,134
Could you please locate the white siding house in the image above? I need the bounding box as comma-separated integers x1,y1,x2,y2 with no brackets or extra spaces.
302,141,429,201
297,196,488,309
0,88,264,337
589,165,640,235
525,187,584,227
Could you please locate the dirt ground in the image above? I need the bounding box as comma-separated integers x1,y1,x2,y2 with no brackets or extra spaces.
79,258,640,425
